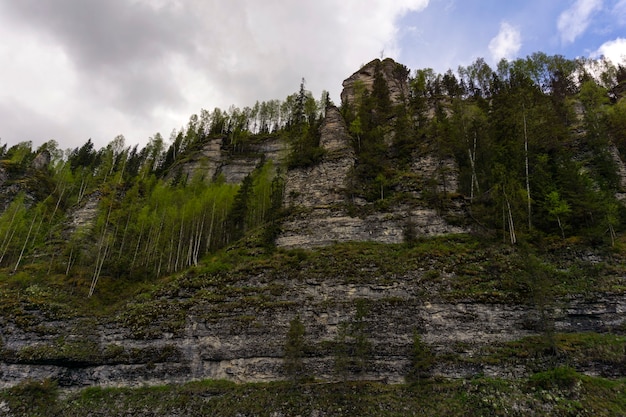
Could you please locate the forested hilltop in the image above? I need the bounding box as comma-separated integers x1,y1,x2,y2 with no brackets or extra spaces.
1,53,626,416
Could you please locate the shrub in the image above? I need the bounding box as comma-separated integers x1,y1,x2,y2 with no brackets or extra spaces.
529,366,580,390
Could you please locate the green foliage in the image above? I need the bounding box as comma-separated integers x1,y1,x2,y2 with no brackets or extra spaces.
3,379,60,415
3,376,626,416
529,366,580,390
406,331,434,384
333,298,372,379
260,168,286,249
283,314,307,382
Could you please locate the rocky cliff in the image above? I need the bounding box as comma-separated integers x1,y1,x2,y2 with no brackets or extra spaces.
176,135,287,184
341,58,410,107
277,104,465,248
1,241,625,388
1,57,626,397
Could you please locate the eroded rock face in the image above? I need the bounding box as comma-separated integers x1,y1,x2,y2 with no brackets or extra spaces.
276,205,466,249
340,58,409,107
278,105,466,249
178,138,223,182
283,106,354,209
30,151,51,171
178,136,288,184
609,145,626,201
1,275,624,388
412,155,460,194
66,192,102,235
0,167,7,207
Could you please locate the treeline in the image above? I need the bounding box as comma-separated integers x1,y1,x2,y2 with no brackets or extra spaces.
342,53,626,243
0,141,283,291
0,82,327,290
1,52,626,290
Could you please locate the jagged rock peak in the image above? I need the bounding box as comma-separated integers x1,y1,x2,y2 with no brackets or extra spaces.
340,58,410,107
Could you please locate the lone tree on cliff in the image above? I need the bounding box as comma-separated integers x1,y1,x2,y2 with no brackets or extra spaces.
284,314,307,383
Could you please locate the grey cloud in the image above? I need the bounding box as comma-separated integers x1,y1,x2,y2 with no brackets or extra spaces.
0,0,428,149
0,98,75,146
1,0,195,69
0,0,197,113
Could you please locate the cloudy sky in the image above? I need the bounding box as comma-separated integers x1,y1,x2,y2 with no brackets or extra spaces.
1,0,625,151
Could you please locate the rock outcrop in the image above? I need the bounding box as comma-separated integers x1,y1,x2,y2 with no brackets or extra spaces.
283,106,354,208
277,104,466,249
177,136,287,184
1,262,624,388
341,58,410,107
610,144,626,201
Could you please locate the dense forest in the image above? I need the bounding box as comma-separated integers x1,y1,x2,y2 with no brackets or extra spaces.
1,52,625,293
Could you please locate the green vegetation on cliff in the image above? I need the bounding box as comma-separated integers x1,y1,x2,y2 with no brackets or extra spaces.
4,374,626,417
1,53,626,415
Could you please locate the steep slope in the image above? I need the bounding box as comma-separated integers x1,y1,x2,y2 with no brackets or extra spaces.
1,237,625,388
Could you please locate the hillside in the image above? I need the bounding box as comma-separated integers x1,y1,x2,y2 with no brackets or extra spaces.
1,54,626,415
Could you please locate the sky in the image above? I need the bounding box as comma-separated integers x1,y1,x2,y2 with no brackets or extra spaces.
0,0,625,151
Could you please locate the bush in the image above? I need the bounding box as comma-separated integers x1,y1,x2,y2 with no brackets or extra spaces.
406,331,434,384
4,379,59,414
529,366,580,390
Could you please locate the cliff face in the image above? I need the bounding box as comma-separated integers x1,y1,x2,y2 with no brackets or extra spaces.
1,245,624,388
277,105,465,249
2,58,626,395
177,136,287,184
278,69,465,249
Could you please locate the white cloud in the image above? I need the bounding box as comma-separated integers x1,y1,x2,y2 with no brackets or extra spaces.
0,0,429,149
591,37,626,64
488,22,522,63
557,0,603,44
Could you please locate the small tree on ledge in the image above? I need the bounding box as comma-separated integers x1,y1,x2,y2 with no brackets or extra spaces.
283,314,307,383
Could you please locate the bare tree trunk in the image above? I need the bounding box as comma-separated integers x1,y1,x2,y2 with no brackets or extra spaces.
523,108,531,231
117,213,132,261
608,222,616,246
206,199,216,251
0,205,20,265
504,191,517,245
131,222,145,270
77,174,87,204
193,211,206,266
65,248,74,276
175,219,184,272
167,222,176,273
557,215,565,239
14,214,37,272
89,241,110,297
45,187,66,259
468,137,479,201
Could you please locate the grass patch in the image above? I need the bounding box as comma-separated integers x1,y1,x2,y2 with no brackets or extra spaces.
2,376,625,416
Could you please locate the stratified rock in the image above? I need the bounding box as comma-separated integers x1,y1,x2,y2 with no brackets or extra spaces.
412,155,459,194
609,145,626,201
278,104,466,249
1,271,624,387
176,136,288,184
67,192,102,235
0,165,6,192
283,106,354,208
178,137,223,182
